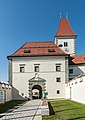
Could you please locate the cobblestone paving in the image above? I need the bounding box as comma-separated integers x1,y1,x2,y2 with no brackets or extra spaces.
0,100,42,120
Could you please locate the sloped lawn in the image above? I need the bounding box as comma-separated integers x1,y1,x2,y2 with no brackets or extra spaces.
0,100,26,113
43,100,85,120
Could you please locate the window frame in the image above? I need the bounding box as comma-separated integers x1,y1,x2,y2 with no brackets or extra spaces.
56,77,61,82
34,66,39,72
64,42,68,47
69,69,73,74
56,65,61,72
57,90,60,94
20,66,25,73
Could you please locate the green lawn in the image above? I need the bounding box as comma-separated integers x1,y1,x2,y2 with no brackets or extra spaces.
0,100,26,113
43,100,85,120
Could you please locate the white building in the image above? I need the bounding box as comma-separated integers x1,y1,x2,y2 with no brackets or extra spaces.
69,55,85,80
7,18,85,100
65,74,85,104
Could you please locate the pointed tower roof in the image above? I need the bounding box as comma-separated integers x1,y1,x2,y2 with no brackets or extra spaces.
56,18,77,37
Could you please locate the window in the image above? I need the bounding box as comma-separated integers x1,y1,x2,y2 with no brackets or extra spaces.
21,93,24,96
75,82,77,84
64,48,69,52
19,64,25,73
57,90,60,94
48,49,55,52
69,69,73,74
34,66,39,72
64,42,68,47
24,49,30,53
56,66,61,72
56,77,61,82
20,67,25,73
58,44,63,47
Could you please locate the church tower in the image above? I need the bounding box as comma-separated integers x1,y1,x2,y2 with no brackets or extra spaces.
54,18,77,56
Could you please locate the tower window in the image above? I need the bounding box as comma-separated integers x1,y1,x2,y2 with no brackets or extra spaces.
58,44,63,47
64,48,69,52
64,42,68,47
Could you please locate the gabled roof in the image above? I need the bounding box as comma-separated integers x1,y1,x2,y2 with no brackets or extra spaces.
7,41,69,59
70,55,85,65
56,18,76,37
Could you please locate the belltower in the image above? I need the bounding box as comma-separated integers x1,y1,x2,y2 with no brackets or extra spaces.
54,18,77,56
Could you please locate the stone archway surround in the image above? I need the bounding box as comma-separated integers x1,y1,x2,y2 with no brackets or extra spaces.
28,77,46,99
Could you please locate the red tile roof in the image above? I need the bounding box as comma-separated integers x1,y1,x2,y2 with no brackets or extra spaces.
70,55,85,65
56,18,76,37
7,41,69,58
77,74,85,78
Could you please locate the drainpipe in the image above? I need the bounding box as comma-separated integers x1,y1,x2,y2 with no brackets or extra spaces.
70,87,72,100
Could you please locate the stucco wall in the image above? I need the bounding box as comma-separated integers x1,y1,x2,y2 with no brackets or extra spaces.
0,83,12,103
10,56,67,100
55,37,75,55
65,76,85,104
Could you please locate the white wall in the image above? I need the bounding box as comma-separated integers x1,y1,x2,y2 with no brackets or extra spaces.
69,64,85,79
5,86,12,102
54,37,75,55
0,83,12,103
65,76,85,104
10,56,67,100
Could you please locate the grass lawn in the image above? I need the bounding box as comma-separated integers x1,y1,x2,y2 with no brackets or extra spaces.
43,100,85,120
0,100,26,113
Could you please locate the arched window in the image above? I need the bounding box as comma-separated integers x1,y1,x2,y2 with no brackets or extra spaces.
58,44,63,47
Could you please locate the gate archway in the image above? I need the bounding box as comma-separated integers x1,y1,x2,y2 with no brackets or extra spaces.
28,76,46,99
32,85,42,99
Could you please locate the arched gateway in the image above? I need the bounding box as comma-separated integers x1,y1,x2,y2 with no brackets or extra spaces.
32,85,42,99
28,76,46,99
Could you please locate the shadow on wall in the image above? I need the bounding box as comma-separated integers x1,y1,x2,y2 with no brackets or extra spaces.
69,67,84,79
12,87,28,100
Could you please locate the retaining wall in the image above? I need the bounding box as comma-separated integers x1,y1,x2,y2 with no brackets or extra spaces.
65,75,85,104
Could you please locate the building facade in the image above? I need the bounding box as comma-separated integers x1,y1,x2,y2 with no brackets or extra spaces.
7,18,85,100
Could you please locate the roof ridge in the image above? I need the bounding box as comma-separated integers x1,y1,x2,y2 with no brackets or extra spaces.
22,46,56,49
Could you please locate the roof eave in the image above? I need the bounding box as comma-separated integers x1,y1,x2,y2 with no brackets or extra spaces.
55,34,77,38
70,63,85,65
7,54,69,59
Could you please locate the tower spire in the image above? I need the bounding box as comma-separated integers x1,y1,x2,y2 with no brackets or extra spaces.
60,12,62,19
66,12,68,19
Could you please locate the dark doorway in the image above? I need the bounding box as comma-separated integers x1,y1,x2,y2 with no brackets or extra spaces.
32,85,42,99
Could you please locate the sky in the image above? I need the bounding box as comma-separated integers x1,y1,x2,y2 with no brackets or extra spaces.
0,0,85,82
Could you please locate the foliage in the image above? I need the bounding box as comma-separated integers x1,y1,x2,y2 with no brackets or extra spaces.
34,92,39,96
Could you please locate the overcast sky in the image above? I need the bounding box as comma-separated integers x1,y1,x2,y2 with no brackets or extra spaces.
0,0,85,82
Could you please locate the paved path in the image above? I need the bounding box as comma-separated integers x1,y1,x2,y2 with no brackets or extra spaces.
0,100,42,120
